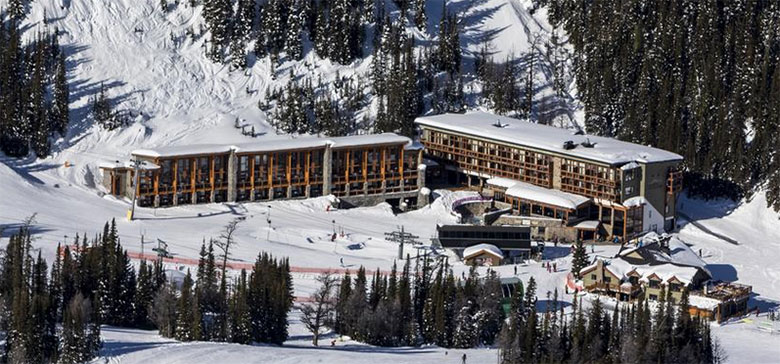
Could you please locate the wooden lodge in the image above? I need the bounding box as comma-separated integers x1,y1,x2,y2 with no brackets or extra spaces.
415,111,684,240
100,133,426,208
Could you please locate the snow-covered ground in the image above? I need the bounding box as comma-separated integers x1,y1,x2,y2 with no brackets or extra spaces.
93,311,499,364
1,0,778,362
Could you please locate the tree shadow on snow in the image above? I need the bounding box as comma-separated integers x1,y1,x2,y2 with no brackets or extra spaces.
542,246,571,260
0,156,59,185
0,223,56,239
100,340,173,358
536,299,572,313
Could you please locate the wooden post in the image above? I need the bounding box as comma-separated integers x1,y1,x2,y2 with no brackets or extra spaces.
172,159,178,198
250,155,255,190
153,163,159,196
190,159,196,195
399,147,404,176
286,152,292,185
362,149,368,182
345,150,350,184
268,154,274,187
305,151,310,185
210,157,215,193
381,147,386,180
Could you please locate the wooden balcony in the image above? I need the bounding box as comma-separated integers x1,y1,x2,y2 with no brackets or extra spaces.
667,170,683,194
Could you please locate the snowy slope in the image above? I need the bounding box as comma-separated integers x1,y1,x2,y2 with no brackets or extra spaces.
4,0,577,191
95,313,500,364
2,0,779,362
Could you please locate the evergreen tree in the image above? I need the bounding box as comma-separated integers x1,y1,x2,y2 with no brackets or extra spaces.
285,0,306,60
203,0,232,62
175,270,200,341
571,241,589,279
59,294,100,364
51,53,70,135
413,0,427,32
229,270,251,344
92,83,114,129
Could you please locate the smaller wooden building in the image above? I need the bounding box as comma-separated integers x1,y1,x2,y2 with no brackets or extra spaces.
463,244,503,266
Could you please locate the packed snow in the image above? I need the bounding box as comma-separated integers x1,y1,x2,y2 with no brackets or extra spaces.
0,0,778,362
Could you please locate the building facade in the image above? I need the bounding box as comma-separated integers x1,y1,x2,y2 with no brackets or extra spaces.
100,134,426,208
415,112,684,241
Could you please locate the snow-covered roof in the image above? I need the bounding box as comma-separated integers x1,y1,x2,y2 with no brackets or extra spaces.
327,133,413,150
586,257,703,286
133,144,233,158
504,180,590,210
574,220,601,230
689,294,721,310
415,111,683,165
486,177,519,189
623,196,648,208
620,161,641,170
131,133,412,158
620,233,710,274
99,160,159,170
463,243,503,259
98,161,131,170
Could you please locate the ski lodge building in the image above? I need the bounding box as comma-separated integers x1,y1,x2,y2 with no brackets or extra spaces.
415,111,684,243
577,233,751,323
100,133,425,208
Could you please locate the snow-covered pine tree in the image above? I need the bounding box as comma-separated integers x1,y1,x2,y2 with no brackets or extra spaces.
452,302,477,348
313,2,330,58
285,0,306,60
59,294,99,364
175,270,199,341
8,0,26,21
413,0,427,32
150,282,178,338
261,0,287,58
229,37,247,69
51,53,69,135
203,0,232,62
27,36,50,157
570,241,589,279
92,83,114,129
229,270,251,344
133,260,156,328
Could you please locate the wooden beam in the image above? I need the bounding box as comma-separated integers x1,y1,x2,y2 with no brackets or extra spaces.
381,147,386,180
268,154,274,188
305,151,310,185
210,157,215,194
153,160,159,196
345,150,350,184
250,155,255,190
399,147,404,176
287,152,292,185
191,159,196,195
172,159,178,197
362,149,368,182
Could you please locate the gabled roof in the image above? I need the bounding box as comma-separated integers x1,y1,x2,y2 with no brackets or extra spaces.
463,244,503,260
415,111,683,165
618,233,711,277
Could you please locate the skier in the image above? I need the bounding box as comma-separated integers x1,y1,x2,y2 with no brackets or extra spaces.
553,262,557,272
462,353,467,364
340,257,344,266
